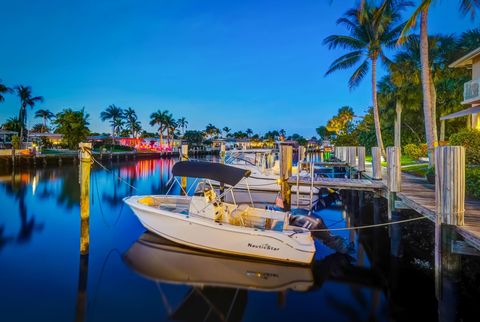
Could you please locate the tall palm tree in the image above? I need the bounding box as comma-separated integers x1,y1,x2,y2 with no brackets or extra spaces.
400,0,480,165
100,104,124,144
34,109,55,133
0,80,12,103
177,117,188,136
14,86,44,142
149,110,171,148
124,107,141,138
324,1,408,156
246,128,253,138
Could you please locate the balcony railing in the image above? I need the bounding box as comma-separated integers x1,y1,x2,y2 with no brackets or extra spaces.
464,78,480,103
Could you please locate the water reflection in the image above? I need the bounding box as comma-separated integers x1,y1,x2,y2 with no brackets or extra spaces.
0,158,479,321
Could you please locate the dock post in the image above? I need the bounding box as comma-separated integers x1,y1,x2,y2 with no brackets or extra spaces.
346,147,356,166
280,145,293,211
435,146,465,226
181,144,188,193
220,143,226,201
78,143,91,255
357,146,366,174
371,147,382,180
387,147,401,192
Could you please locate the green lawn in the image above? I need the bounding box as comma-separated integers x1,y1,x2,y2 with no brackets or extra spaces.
401,163,429,177
365,154,417,166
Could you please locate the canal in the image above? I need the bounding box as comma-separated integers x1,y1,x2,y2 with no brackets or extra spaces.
1,158,479,321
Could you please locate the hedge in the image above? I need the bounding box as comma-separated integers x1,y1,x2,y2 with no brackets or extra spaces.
449,129,480,165
466,167,480,199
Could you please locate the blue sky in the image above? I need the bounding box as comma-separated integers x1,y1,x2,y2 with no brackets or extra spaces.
0,0,478,137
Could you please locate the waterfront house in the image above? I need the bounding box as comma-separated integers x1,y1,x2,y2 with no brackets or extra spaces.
28,132,64,146
443,47,480,139
0,130,17,148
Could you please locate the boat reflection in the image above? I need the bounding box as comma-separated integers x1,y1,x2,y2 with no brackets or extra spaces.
124,232,314,292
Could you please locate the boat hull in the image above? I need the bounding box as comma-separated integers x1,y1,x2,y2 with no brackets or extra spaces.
124,196,315,265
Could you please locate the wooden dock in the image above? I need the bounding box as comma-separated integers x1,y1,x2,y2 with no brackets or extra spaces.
290,158,480,251
393,173,480,250
288,176,384,192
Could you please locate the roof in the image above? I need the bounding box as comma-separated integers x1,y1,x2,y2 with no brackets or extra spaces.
440,105,480,121
172,161,251,186
0,130,17,135
449,47,480,68
28,133,63,138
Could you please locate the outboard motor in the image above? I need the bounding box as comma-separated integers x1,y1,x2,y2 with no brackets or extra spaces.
289,210,353,255
314,189,341,211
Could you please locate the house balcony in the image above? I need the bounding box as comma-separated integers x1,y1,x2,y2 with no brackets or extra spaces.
463,78,480,104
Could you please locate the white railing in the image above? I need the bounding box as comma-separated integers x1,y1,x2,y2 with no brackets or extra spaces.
464,78,480,102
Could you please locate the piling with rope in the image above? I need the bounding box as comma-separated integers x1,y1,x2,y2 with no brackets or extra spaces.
181,144,188,193
220,143,226,200
280,145,293,211
79,142,92,255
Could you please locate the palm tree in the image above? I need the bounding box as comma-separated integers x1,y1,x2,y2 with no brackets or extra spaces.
124,107,141,138
246,128,253,138
324,1,407,156
205,123,220,139
222,127,231,138
177,117,188,136
14,86,44,142
34,109,55,133
164,114,177,147
0,80,12,103
1,117,21,132
400,0,480,165
100,104,124,144
149,110,171,148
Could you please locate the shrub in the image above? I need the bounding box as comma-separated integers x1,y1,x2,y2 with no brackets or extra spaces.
11,135,20,149
449,129,480,165
403,143,427,160
466,167,480,199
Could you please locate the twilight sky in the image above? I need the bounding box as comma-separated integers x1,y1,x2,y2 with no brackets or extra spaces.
0,0,477,137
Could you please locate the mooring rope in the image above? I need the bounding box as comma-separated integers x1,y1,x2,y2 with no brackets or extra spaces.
289,216,428,234
90,155,141,192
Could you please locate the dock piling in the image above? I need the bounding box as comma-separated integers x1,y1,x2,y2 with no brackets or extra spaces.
280,145,293,211
79,142,91,255
387,147,401,192
435,146,465,226
357,146,366,173
371,147,382,180
181,144,188,193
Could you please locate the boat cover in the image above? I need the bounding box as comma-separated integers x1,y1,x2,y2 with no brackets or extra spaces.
172,161,251,186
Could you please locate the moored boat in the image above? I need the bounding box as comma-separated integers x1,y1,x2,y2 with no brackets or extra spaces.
123,161,315,265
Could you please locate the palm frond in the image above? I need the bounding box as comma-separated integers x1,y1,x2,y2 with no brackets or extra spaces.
459,0,480,19
325,51,363,75
398,0,431,44
348,59,369,89
323,35,366,49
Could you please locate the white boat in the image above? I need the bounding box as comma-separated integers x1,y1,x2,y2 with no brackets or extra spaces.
124,232,314,292
218,150,320,195
123,161,315,265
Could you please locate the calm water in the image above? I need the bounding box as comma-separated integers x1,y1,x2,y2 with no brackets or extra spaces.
1,157,479,322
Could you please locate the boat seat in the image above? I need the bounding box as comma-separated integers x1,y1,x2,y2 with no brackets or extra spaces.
229,204,249,226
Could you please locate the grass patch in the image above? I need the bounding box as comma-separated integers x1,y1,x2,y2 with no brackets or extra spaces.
402,163,429,177
365,154,419,167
